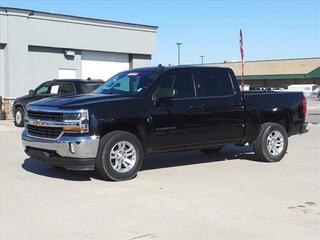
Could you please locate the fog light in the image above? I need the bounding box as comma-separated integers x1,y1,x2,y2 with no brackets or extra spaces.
69,142,76,154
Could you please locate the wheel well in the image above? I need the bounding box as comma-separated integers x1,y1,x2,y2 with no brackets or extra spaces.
263,115,290,133
98,123,146,150
278,118,288,132
14,104,24,111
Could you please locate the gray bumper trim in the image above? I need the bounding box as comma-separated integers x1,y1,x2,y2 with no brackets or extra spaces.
22,129,100,159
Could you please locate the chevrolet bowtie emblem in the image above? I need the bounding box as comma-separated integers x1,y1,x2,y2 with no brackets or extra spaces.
32,120,41,126
32,120,49,126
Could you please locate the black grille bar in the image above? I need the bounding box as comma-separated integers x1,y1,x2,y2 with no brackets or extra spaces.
27,125,63,139
28,111,63,121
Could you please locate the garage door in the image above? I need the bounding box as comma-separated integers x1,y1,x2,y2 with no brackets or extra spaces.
81,51,129,80
58,69,76,79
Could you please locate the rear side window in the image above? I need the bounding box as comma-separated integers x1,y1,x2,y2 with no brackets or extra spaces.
157,70,195,98
58,83,76,94
197,69,234,97
81,82,103,94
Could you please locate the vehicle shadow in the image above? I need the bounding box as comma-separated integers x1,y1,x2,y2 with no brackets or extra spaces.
22,159,94,181
141,144,259,171
21,145,262,181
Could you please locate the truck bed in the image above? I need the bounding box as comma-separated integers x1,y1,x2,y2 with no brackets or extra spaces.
242,90,306,142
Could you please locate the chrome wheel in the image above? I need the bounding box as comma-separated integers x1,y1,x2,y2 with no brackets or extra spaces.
266,130,284,156
110,141,136,173
15,110,22,125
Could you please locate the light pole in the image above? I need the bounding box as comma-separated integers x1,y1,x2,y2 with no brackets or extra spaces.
176,43,182,65
200,55,205,65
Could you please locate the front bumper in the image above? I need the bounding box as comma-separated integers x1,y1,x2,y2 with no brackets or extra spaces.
22,129,99,170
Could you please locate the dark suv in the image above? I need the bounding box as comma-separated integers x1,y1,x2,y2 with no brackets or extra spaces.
13,79,103,127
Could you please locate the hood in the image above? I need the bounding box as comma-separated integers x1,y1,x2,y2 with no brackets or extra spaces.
15,94,32,102
27,94,133,109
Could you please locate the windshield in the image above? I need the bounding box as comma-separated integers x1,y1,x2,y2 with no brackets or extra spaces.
95,70,161,95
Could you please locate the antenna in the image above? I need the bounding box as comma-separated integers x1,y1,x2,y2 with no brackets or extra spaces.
157,64,164,70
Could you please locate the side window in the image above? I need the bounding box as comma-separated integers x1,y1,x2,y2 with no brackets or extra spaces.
58,83,76,94
156,71,195,99
197,70,234,97
50,84,60,94
35,84,50,95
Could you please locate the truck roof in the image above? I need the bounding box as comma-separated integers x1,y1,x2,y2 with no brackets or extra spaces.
129,65,228,72
51,79,104,83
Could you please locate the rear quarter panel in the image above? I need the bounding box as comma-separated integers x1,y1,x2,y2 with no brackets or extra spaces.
243,91,305,142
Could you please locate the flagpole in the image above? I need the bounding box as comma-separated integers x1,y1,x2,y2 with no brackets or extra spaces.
240,29,245,91
241,65,244,91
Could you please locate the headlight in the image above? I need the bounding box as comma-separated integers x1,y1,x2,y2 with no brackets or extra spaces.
63,109,89,133
63,112,81,120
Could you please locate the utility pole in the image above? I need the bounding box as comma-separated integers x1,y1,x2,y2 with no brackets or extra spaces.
200,55,205,65
176,43,182,65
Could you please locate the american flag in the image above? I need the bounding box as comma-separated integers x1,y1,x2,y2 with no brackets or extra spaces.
239,29,245,90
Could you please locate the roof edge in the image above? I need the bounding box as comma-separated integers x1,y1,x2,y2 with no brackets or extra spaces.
235,72,320,81
306,67,320,78
0,6,158,30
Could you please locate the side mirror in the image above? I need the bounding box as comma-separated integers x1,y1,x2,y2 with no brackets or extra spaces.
29,90,35,95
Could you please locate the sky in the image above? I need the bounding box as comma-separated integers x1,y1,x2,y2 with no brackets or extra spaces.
0,0,319,66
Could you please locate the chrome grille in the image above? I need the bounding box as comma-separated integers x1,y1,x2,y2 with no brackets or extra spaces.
28,111,63,121
27,125,63,139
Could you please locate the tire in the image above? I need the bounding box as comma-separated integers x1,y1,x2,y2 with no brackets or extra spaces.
252,122,288,162
201,146,223,154
95,131,144,181
14,107,25,127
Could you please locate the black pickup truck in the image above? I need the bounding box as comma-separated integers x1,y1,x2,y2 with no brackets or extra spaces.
22,66,307,181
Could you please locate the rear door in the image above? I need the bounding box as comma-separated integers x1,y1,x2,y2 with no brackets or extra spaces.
194,68,244,144
151,69,204,150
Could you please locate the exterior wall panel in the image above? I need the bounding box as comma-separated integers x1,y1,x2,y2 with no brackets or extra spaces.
6,15,29,97
27,18,156,55
0,44,6,97
0,15,8,44
27,46,81,90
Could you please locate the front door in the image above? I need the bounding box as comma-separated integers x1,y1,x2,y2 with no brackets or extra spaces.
151,69,204,151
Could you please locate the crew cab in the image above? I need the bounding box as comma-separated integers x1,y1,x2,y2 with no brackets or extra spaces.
13,79,103,127
22,66,307,181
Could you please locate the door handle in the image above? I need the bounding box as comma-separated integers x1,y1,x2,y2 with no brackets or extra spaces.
189,104,204,110
231,102,241,106
231,102,245,109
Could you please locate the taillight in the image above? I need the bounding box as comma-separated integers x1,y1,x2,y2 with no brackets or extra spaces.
302,97,307,116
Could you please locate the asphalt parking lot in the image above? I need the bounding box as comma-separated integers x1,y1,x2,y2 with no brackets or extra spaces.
307,98,320,124
0,102,319,240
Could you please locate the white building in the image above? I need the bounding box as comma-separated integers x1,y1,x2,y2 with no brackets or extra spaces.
0,7,158,98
